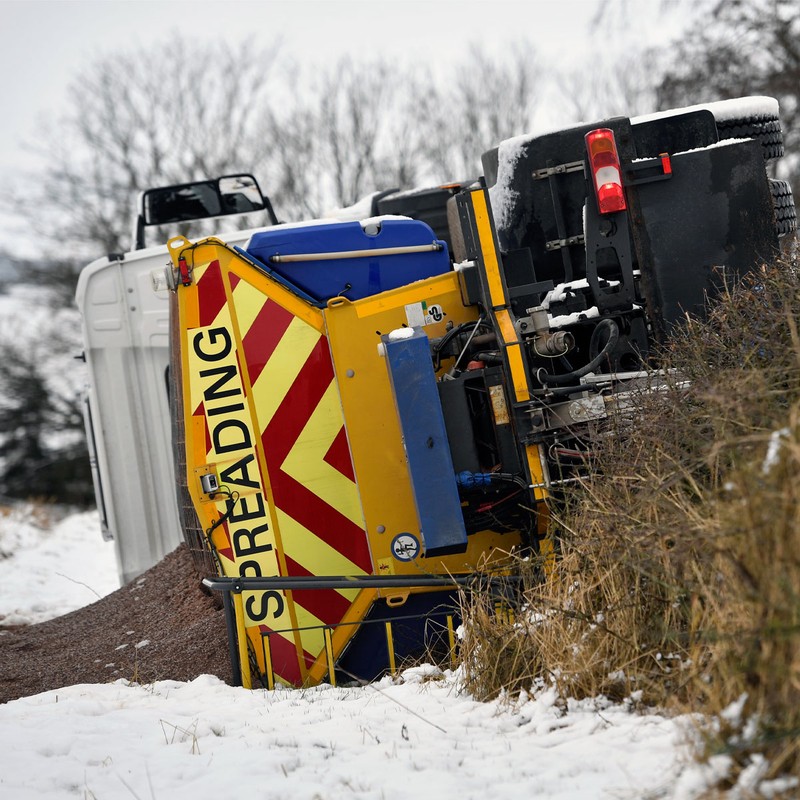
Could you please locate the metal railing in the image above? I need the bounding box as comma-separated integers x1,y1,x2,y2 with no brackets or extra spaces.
202,573,518,689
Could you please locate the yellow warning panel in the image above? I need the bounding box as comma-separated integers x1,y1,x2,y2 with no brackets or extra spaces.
324,273,525,580
172,235,530,688
173,237,373,687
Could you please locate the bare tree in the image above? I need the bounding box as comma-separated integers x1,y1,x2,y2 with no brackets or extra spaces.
414,44,540,181
552,49,663,126
262,57,426,219
656,0,800,190
14,40,548,254
318,59,392,206
14,36,283,258
263,47,541,218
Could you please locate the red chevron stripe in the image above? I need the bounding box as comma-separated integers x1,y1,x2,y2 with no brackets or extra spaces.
257,626,304,684
215,521,234,563
272,471,372,573
323,426,356,483
241,295,294,384
197,261,227,327
229,272,241,291
283,554,351,625
260,337,372,573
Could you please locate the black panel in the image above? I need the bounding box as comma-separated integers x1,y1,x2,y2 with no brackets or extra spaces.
482,118,637,289
631,109,718,159
336,593,460,683
632,138,778,334
378,184,469,254
439,376,482,473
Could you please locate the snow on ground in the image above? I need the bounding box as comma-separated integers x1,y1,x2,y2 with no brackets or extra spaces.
0,671,699,800
0,505,736,799
0,504,118,625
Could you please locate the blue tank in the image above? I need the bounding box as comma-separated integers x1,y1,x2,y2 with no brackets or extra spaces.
246,218,450,302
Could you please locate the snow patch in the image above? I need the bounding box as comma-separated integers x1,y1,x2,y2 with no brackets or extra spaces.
0,671,697,799
632,96,779,126
762,427,790,474
549,306,600,328
358,213,413,231
0,505,789,798
488,136,528,232
0,506,118,625
541,279,591,309
387,326,416,340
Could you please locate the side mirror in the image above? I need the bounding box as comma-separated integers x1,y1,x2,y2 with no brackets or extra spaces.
218,175,265,215
133,174,278,250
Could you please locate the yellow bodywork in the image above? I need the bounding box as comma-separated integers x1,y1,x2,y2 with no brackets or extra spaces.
169,235,525,687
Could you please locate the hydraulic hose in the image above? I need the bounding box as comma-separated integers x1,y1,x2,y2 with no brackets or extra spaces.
432,317,489,370
537,318,619,386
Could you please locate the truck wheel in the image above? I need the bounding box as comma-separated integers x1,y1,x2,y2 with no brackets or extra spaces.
717,116,784,161
770,179,797,236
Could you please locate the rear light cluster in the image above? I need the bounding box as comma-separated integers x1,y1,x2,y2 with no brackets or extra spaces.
585,128,627,214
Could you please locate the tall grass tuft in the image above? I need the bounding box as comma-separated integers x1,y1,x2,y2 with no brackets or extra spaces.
460,255,800,785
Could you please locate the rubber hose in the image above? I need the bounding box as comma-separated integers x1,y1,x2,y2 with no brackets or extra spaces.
538,318,619,386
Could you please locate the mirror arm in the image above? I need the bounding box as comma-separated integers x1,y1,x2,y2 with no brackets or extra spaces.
263,195,279,226
134,215,146,251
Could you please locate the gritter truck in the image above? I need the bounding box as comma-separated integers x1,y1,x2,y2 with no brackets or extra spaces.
78,96,796,687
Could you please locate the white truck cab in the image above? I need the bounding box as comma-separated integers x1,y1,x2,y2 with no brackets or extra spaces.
76,174,277,583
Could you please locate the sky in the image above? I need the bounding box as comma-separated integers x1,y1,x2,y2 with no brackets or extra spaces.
0,0,684,174
0,503,775,800
0,0,687,257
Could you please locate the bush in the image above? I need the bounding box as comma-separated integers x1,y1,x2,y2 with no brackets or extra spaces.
459,256,800,787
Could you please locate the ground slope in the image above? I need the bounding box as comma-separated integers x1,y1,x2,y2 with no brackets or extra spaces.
0,545,230,704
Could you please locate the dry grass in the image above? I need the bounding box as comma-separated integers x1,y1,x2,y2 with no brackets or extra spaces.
460,256,800,790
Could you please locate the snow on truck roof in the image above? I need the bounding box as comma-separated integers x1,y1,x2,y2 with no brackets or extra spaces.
487,96,779,229
487,135,527,231
631,95,779,126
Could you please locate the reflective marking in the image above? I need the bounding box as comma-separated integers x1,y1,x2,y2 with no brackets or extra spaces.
250,317,322,430
471,191,505,308
495,309,517,343
506,344,530,402
280,381,364,527
526,443,549,501
276,508,365,592
231,273,268,334
288,601,326,660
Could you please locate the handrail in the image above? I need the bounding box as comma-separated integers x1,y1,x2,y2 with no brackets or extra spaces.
202,573,516,592
269,243,443,263
203,573,519,689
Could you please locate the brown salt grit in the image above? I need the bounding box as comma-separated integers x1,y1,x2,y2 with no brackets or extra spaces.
0,544,231,705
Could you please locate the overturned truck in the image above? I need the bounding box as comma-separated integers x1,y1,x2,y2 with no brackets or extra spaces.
79,97,796,688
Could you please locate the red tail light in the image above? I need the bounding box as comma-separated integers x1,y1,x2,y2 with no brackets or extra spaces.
585,128,627,214
178,255,192,286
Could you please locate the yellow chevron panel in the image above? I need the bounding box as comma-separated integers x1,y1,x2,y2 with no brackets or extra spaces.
280,381,364,528
230,272,267,337
289,603,325,660
250,316,321,433
276,508,365,591
192,261,211,284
